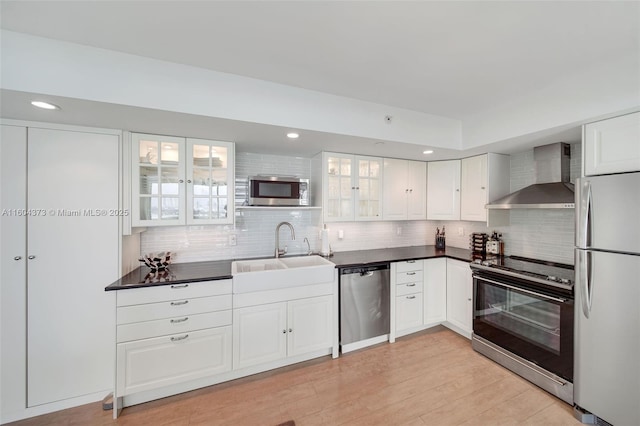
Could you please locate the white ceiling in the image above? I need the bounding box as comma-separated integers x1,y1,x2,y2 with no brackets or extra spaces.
1,1,637,157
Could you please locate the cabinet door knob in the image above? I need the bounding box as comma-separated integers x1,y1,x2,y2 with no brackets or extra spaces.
179,179,185,183
187,179,192,184
481,186,486,190
282,329,287,334
288,328,293,333
14,256,22,261
28,255,36,260
456,189,460,192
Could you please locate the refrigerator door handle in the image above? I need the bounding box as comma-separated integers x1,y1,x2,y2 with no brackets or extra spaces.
578,249,593,318
576,178,592,248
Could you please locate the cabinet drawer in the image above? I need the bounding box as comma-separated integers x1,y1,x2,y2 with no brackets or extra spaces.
395,293,423,331
396,281,423,296
396,260,423,273
396,270,423,284
117,326,232,396
117,310,232,343
117,294,232,325
117,280,232,307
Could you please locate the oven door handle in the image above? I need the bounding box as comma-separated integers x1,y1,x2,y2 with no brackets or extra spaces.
473,275,567,303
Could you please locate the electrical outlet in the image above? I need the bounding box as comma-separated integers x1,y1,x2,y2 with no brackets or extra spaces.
458,227,464,236
228,234,237,246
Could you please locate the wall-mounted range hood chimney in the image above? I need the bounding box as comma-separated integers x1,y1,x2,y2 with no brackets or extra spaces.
486,142,575,209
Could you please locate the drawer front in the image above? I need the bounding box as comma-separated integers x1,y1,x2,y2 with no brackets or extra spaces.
396,281,423,296
117,310,232,343
117,326,232,396
396,270,423,284
396,294,423,331
117,294,232,325
395,260,423,273
117,280,232,307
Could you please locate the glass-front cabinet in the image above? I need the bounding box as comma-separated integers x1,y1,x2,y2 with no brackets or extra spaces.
131,133,234,227
322,152,382,222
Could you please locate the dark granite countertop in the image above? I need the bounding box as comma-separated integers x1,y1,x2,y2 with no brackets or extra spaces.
106,245,476,291
105,260,232,291
328,245,475,268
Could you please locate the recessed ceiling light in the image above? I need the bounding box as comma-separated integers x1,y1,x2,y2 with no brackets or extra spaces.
287,132,299,139
31,101,60,110
423,150,434,155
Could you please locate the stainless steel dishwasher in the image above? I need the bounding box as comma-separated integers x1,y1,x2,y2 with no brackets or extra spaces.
339,263,390,353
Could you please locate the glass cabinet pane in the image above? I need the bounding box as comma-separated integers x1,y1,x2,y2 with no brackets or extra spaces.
161,197,180,220
140,197,159,220
139,166,159,195
139,140,158,164
160,143,180,164
161,167,180,195
193,197,210,219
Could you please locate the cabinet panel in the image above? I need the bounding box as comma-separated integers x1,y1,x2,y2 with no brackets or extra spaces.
382,158,409,220
233,302,287,369
355,156,383,221
396,293,423,332
407,160,427,220
446,259,473,336
288,296,333,356
424,258,447,324
584,112,640,176
117,326,232,396
460,155,488,221
26,128,118,407
0,125,27,417
427,160,461,220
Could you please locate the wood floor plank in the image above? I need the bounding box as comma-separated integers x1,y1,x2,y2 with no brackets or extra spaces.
6,327,580,426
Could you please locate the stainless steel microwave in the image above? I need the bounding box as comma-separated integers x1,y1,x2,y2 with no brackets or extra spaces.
247,176,309,206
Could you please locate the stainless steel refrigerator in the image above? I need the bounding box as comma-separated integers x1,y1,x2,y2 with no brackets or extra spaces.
574,172,640,425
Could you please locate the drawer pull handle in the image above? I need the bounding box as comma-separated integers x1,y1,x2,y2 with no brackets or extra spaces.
171,284,189,289
170,300,189,306
406,272,416,276
406,283,416,287
407,260,415,263
406,295,416,300
170,334,189,342
170,317,189,324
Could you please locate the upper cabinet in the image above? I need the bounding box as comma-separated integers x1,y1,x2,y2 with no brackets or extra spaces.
583,112,640,176
382,159,426,220
131,133,234,227
315,152,383,222
460,154,510,223
427,160,461,220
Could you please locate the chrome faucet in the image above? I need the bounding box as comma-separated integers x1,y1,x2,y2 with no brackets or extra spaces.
275,221,296,258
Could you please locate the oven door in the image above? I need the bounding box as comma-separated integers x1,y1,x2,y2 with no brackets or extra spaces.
473,273,573,382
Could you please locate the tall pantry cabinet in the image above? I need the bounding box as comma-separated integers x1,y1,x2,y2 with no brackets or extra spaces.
1,123,120,422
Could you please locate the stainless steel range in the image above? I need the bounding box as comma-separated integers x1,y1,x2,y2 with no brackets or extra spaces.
471,256,574,404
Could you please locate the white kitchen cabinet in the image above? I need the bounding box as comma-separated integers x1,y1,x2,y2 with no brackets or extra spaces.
393,260,424,336
460,153,510,222
423,258,447,325
115,280,232,405
233,295,333,369
316,152,383,222
1,124,119,420
445,259,473,338
583,112,640,176
383,159,427,220
427,160,461,220
131,133,234,226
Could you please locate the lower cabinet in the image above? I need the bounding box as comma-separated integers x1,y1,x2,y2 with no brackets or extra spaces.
233,295,333,370
115,280,233,402
445,259,473,337
423,258,447,325
396,293,423,331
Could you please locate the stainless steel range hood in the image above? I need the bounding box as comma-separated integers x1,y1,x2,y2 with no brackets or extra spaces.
486,143,575,209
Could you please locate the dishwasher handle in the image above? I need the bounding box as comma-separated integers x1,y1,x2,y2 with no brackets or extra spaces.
339,263,390,276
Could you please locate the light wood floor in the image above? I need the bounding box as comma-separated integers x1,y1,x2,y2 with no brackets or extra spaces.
9,327,582,426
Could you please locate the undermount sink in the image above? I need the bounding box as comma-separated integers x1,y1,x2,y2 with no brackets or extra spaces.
232,255,335,293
